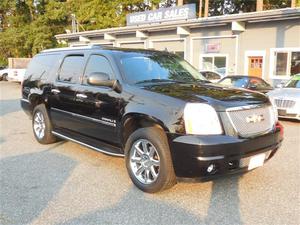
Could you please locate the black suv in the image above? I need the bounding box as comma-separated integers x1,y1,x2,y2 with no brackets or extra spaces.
21,45,283,193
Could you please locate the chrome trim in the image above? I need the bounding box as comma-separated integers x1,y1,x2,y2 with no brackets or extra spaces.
52,131,124,157
76,93,87,99
225,104,266,112
21,98,30,103
51,107,116,127
225,105,274,138
197,155,224,161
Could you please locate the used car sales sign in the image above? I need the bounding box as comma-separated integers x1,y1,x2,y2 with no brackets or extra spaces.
127,4,196,26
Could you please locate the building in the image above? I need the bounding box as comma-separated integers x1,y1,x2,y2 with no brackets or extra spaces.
55,7,300,85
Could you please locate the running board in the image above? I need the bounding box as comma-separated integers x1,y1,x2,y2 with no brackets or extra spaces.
52,131,124,157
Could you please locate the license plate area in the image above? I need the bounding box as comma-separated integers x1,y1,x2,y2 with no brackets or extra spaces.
240,153,268,170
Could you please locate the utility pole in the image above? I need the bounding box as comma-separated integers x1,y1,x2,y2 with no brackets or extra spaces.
291,0,296,8
204,0,209,17
71,14,77,33
177,0,183,6
256,0,263,11
199,0,203,18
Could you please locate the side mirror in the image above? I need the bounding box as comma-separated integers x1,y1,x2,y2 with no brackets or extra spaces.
87,72,122,93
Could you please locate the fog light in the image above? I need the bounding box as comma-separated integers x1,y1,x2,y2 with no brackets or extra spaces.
207,164,216,173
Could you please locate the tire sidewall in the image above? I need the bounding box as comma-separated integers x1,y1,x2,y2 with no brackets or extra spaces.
125,127,175,193
32,104,56,144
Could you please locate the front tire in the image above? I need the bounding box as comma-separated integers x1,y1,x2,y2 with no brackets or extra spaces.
125,127,176,193
32,104,57,144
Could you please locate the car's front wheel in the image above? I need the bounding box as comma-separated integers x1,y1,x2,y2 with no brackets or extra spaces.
32,104,57,144
125,127,176,193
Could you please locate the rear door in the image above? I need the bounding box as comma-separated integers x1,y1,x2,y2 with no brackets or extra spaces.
49,54,86,132
72,54,121,144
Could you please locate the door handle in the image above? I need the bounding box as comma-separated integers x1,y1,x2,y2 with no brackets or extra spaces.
51,89,60,94
76,93,87,99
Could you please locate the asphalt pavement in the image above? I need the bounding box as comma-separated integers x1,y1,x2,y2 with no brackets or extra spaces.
0,81,299,225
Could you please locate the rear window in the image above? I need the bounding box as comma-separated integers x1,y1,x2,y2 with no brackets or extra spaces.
58,55,84,83
25,54,59,80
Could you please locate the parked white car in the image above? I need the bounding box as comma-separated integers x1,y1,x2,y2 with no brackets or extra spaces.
7,69,26,82
0,68,26,82
267,74,300,121
0,67,8,81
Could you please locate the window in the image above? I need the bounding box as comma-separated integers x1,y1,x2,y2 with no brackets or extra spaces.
26,54,59,79
118,52,206,84
200,55,227,76
219,77,249,88
83,55,114,84
272,49,300,77
58,55,84,83
249,78,270,89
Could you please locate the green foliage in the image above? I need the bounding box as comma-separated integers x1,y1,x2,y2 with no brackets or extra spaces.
0,0,295,65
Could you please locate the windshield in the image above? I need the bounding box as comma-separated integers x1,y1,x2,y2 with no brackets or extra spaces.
117,52,207,84
219,77,249,88
285,75,300,88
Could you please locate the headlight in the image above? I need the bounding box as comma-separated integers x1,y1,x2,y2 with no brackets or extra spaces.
183,103,223,135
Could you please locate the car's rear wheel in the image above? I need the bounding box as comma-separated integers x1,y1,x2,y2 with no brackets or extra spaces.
2,73,8,81
125,127,176,193
32,104,57,144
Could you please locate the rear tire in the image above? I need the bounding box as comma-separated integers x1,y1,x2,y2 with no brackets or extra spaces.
2,73,8,81
125,127,176,193
32,104,57,144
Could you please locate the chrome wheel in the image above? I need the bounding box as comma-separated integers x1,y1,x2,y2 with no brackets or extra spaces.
129,139,160,185
33,111,46,139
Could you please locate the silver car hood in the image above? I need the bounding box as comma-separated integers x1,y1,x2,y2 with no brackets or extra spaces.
267,88,300,99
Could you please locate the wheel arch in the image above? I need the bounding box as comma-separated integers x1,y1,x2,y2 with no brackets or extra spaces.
120,113,169,149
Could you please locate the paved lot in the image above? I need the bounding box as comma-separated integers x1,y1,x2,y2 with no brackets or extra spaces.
0,81,299,225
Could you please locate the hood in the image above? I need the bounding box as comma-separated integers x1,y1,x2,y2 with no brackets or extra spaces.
142,82,269,111
267,88,300,99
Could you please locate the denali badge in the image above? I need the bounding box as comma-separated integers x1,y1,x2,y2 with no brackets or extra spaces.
246,114,264,123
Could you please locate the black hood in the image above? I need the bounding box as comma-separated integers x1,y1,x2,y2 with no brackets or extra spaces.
142,82,270,111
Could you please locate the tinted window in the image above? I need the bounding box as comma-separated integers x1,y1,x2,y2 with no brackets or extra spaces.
83,55,113,84
285,76,300,88
203,72,221,80
26,54,59,79
58,55,84,83
219,77,249,88
249,78,270,89
118,52,206,84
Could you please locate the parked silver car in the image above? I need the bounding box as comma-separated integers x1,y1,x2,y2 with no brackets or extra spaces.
268,75,300,121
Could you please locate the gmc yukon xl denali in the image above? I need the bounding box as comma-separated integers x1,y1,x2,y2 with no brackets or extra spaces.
21,45,283,193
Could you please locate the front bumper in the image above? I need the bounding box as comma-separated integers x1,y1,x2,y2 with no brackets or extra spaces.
168,128,282,180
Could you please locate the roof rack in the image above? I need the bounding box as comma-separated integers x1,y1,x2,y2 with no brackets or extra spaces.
41,44,104,53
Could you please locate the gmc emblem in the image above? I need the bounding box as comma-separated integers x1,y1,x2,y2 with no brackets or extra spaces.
246,114,265,123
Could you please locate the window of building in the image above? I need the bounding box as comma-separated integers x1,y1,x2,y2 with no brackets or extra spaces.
272,49,300,78
200,54,227,76
58,55,84,83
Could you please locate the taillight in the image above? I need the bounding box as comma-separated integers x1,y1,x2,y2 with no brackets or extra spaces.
276,122,284,139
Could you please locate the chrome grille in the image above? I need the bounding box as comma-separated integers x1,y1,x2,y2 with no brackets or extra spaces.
274,99,296,109
226,105,275,137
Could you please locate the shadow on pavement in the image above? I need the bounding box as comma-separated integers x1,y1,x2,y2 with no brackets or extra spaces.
0,99,21,117
0,143,77,225
60,176,242,225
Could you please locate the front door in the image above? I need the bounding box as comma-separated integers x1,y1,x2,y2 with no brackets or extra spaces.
248,56,263,77
72,54,121,145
